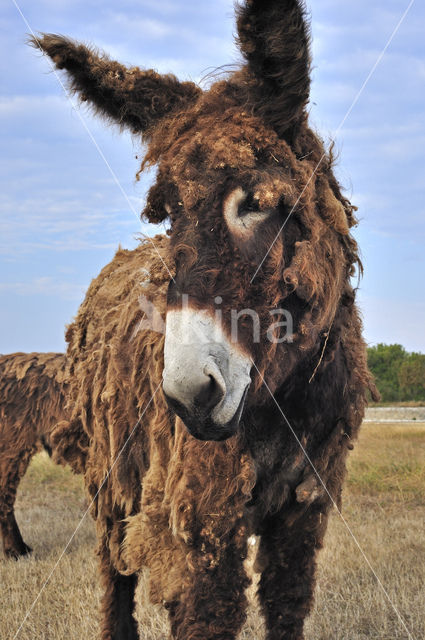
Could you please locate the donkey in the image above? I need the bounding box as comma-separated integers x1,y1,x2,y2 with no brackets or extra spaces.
0,352,86,558
31,1,377,638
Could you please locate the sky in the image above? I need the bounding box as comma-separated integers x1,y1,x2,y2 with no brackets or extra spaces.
1,0,424,354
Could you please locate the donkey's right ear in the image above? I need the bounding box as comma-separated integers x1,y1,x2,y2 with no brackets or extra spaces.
29,34,201,136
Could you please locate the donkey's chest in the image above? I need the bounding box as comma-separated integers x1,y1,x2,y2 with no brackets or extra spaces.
244,445,309,535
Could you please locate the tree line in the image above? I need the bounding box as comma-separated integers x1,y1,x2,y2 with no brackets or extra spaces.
367,344,425,402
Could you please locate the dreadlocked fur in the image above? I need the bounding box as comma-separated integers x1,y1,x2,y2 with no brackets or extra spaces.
0,352,86,558
31,1,378,638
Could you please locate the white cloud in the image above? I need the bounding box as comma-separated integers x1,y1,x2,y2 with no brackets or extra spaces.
106,13,173,39
0,94,65,117
0,277,87,301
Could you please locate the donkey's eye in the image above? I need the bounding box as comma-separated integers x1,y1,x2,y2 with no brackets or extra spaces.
224,187,271,237
238,193,261,217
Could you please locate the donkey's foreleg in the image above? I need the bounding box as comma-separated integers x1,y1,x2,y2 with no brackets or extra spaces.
257,502,331,640
0,446,35,558
167,533,250,640
98,537,139,640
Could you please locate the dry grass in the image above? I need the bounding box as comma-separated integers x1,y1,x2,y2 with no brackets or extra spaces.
370,402,425,408
1,423,424,640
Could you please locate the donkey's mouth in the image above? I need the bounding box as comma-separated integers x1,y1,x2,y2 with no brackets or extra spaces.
165,384,249,441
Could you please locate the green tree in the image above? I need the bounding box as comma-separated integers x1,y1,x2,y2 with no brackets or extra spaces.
367,343,407,402
398,353,425,401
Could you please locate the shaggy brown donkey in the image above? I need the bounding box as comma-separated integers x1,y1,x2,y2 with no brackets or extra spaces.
0,352,86,558
32,1,377,638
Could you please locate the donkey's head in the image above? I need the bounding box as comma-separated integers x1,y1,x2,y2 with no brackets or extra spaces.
34,1,360,441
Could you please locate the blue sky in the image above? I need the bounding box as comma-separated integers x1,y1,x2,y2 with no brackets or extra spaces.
1,0,424,354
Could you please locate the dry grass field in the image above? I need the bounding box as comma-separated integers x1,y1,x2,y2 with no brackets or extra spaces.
1,422,424,640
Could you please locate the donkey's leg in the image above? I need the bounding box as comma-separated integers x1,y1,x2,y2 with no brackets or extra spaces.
0,446,35,558
1,511,32,559
257,502,331,640
98,537,139,640
167,537,250,640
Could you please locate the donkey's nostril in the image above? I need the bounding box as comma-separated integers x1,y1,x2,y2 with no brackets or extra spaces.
162,358,226,418
194,373,225,413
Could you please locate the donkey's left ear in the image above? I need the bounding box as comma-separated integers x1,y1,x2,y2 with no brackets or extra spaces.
29,34,201,136
236,0,311,139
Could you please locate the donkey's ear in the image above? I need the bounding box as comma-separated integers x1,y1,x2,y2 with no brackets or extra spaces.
29,34,201,136
236,0,311,139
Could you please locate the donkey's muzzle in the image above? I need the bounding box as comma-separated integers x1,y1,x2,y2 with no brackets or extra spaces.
162,307,252,441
